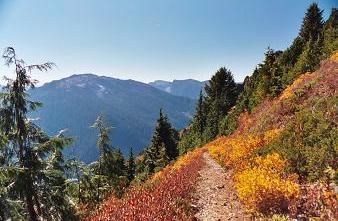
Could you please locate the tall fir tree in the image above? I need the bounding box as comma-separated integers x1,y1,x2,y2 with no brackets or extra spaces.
126,147,136,182
322,8,338,59
192,90,207,137
299,3,324,42
150,109,178,161
143,109,178,174
204,67,239,140
91,115,126,200
91,115,112,202
0,47,77,220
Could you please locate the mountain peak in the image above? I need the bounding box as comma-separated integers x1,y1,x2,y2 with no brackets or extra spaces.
149,79,207,99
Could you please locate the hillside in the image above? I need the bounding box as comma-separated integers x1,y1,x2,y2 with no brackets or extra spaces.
1,3,337,221
149,79,208,99
89,51,337,221
29,74,196,163
88,4,337,219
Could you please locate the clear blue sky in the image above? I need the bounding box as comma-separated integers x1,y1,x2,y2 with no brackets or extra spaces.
0,0,337,84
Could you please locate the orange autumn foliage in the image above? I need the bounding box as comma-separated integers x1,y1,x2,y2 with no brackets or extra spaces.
208,129,280,171
235,153,299,214
87,148,205,221
207,130,301,214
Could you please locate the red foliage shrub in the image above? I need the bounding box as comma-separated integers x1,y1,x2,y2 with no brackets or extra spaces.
87,149,204,221
289,182,337,220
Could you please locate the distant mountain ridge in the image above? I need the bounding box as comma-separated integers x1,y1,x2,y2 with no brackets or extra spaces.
29,74,196,163
149,79,208,99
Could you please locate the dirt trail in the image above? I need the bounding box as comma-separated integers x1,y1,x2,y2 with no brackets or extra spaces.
193,152,250,221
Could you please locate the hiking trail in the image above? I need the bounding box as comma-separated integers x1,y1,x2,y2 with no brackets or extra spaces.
193,152,250,221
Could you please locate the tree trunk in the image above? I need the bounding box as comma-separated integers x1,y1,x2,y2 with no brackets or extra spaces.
25,189,38,221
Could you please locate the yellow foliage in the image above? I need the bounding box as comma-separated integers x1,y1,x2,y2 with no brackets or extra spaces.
208,129,280,170
330,50,338,62
278,72,313,101
207,130,300,214
235,153,299,214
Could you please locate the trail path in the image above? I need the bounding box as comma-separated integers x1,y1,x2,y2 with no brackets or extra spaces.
193,152,250,221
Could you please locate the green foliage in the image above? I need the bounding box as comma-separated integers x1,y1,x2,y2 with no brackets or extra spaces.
0,48,77,221
228,4,336,131
259,97,337,182
80,115,128,203
178,67,239,152
322,8,338,59
178,129,202,155
219,108,241,136
238,49,283,113
299,3,324,42
204,67,239,117
192,90,207,136
290,36,323,77
126,147,136,182
142,109,179,175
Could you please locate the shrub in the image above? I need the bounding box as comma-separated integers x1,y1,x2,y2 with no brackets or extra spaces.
289,182,337,220
208,129,280,170
235,153,299,214
260,97,337,182
87,148,205,220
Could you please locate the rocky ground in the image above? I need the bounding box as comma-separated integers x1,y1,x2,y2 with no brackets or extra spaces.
193,152,250,221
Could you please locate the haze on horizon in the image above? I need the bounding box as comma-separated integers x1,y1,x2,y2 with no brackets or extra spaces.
0,0,337,85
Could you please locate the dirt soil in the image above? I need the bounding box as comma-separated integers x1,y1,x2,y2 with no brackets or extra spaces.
193,152,250,221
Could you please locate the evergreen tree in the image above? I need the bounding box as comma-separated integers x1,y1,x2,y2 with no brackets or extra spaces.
126,147,136,182
322,8,338,59
0,47,77,220
110,148,127,197
91,115,112,202
91,115,126,200
192,90,206,136
150,109,178,161
299,3,324,42
155,143,169,172
144,142,158,174
204,67,239,139
204,67,238,116
292,35,323,76
143,109,178,174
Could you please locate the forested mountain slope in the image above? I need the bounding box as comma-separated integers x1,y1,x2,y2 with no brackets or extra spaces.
29,74,196,162
90,5,337,220
87,51,338,221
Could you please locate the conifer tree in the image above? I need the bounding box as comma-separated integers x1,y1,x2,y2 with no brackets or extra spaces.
299,3,324,42
143,109,178,174
91,115,126,200
155,143,169,172
150,109,178,161
144,142,158,174
126,147,136,182
0,47,77,220
204,67,239,140
91,115,112,202
192,90,206,136
322,8,338,59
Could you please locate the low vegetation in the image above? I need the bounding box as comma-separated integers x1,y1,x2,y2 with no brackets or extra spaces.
0,3,336,220
87,148,205,220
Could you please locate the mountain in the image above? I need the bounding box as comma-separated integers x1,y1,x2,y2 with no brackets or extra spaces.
29,74,196,163
149,79,208,99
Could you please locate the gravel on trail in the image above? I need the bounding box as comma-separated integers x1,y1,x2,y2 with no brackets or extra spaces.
193,152,250,221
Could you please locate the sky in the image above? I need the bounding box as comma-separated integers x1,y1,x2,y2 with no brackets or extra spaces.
0,0,337,85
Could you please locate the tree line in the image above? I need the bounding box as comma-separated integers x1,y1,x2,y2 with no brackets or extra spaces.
179,3,337,153
0,47,179,219
0,3,336,220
